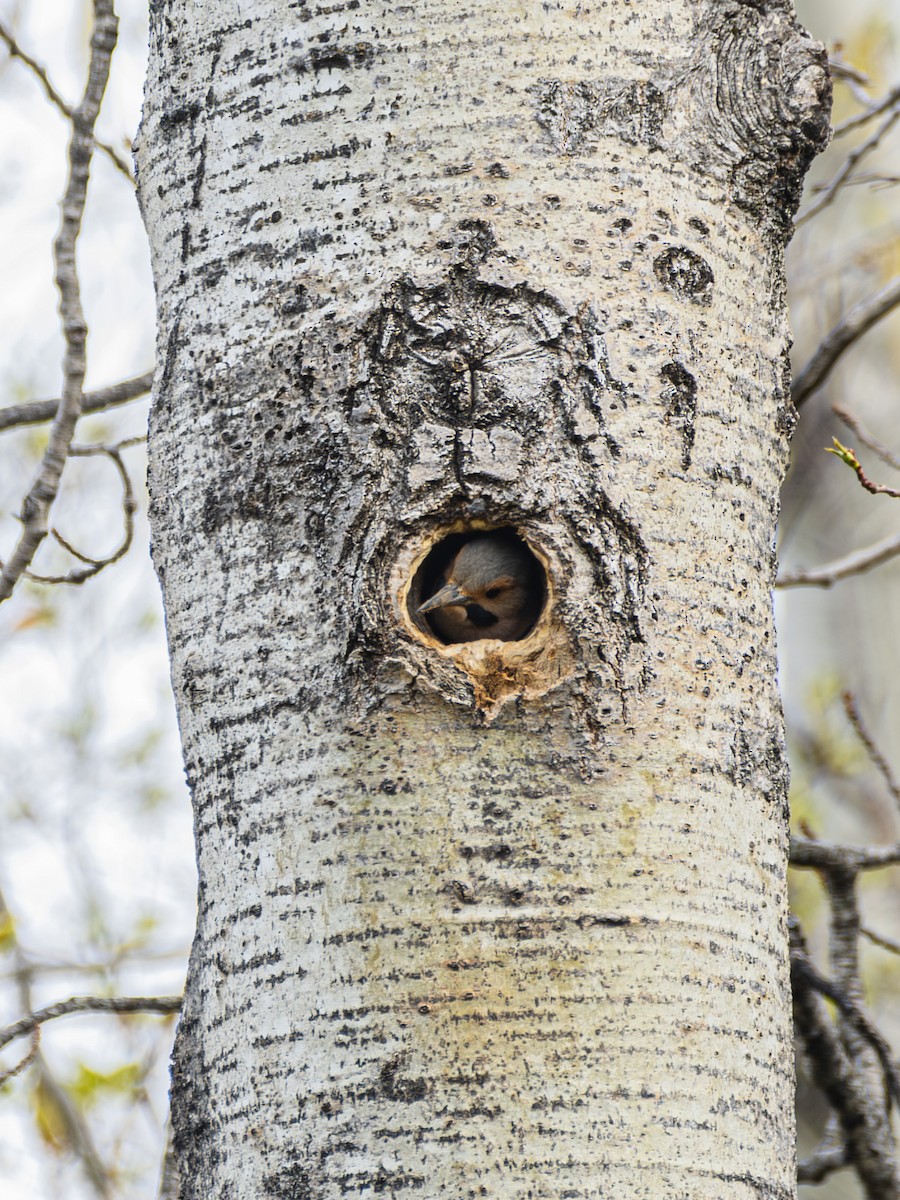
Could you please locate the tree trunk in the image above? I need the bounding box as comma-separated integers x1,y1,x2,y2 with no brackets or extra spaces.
135,2,829,1197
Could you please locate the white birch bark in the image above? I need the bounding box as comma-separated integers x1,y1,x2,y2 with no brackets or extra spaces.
135,2,830,1197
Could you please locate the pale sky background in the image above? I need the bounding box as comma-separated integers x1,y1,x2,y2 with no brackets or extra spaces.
0,1,899,1197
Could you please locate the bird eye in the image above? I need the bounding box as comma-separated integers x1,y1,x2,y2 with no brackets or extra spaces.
485,586,503,599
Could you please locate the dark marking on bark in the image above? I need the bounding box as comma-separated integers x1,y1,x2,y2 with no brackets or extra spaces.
191,134,207,208
169,997,222,1196
292,42,376,75
199,259,226,289
379,1054,429,1103
729,726,789,817
731,728,754,788
530,78,665,155
226,948,283,975
459,841,513,863
711,1174,792,1200
294,0,361,21
300,135,370,164
158,99,202,131
153,301,184,412
192,356,345,540
774,349,796,439
446,879,478,906
298,228,335,254
575,913,633,928
706,461,753,488
367,1169,426,1194
660,362,697,470
653,248,713,305
263,1160,319,1200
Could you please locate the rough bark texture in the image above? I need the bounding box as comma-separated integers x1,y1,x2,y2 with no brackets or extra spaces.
135,1,829,1197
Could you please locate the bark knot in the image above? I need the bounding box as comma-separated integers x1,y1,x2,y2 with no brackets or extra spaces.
679,9,831,227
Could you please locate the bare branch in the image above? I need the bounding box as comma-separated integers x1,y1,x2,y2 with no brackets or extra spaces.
0,884,113,1196
796,102,900,226
792,275,900,409
0,1,119,605
25,440,141,586
0,995,182,1056
821,863,900,1186
775,529,900,589
842,691,900,807
834,405,900,471
797,1145,849,1184
0,370,153,433
0,19,133,182
797,951,900,1110
790,836,900,871
0,1028,40,1087
791,918,900,1194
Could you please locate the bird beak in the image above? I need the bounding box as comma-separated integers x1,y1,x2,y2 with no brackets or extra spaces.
418,583,470,614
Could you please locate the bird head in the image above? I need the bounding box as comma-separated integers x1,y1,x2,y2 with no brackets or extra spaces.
418,535,542,643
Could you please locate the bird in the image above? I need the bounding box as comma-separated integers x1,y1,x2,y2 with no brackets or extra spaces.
418,534,542,644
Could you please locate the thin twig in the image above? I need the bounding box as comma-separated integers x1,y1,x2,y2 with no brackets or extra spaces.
857,172,900,190
0,0,119,604
0,370,153,433
834,81,900,138
72,436,147,455
25,440,140,585
775,529,900,588
792,275,900,409
0,19,133,182
842,691,900,806
827,437,900,498
0,946,190,982
833,405,900,471
812,171,900,191
861,926,900,957
828,53,870,89
828,54,873,109
796,102,900,226
0,994,182,1056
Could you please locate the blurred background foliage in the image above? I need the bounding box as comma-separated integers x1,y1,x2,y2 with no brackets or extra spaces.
0,0,898,1196
782,3,900,1193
